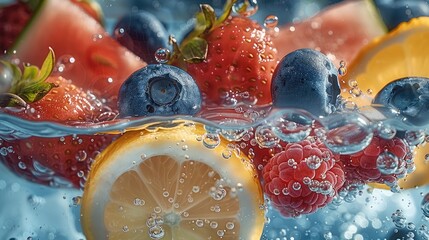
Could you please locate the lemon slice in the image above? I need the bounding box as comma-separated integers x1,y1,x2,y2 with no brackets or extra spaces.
342,17,429,190
341,17,429,106
81,121,265,240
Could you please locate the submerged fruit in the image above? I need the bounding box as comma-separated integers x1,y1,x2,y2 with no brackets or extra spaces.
81,121,264,239
344,17,429,189
271,48,340,117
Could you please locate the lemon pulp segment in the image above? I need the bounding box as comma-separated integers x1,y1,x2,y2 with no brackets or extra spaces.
81,122,265,239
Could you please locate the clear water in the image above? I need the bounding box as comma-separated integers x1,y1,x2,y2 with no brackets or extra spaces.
1,0,429,239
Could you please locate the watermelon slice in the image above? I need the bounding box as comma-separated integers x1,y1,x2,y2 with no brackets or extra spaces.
8,0,145,100
273,0,387,66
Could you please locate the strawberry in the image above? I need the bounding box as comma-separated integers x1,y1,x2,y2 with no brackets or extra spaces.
172,2,278,106
0,49,117,188
339,136,414,188
0,1,31,53
262,139,345,217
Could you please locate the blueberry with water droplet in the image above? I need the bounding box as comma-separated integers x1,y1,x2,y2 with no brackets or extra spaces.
373,77,429,127
271,48,340,117
118,64,202,117
374,0,429,31
113,10,169,64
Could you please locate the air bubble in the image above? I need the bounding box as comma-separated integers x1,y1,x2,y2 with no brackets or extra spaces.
255,125,279,148
75,150,87,162
226,222,235,230
305,155,322,170
148,225,165,239
154,48,170,64
292,182,301,191
210,221,219,229
202,133,221,149
376,151,399,174
192,186,200,193
232,0,258,17
270,109,313,143
319,112,373,154
133,198,145,206
196,219,204,227
210,186,227,200
422,193,429,218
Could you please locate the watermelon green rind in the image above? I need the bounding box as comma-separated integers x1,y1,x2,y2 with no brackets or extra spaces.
9,0,47,52
9,0,145,102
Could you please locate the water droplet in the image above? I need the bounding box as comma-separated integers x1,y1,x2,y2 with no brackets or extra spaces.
319,112,373,154
264,15,278,28
18,161,26,170
72,196,82,206
154,48,170,64
232,0,258,17
376,151,399,174
338,60,347,76
75,150,87,162
270,109,313,142
55,55,76,73
0,61,14,93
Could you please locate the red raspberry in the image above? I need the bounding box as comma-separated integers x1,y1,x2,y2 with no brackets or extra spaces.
340,136,413,187
262,139,345,217
0,2,32,53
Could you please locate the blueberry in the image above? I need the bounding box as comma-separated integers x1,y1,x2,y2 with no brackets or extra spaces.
373,77,429,127
114,10,169,64
118,64,202,117
271,48,340,117
374,0,429,31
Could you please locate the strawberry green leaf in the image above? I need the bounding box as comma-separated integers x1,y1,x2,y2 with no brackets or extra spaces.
0,93,27,108
216,0,237,26
182,37,208,63
2,48,57,107
200,4,216,33
20,81,56,103
36,47,55,83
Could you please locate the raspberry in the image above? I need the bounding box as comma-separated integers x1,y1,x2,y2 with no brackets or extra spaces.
262,139,345,217
0,2,31,53
340,136,414,187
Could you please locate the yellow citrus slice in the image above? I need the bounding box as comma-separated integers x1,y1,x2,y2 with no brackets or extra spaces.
342,17,429,189
341,17,429,106
81,121,265,240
